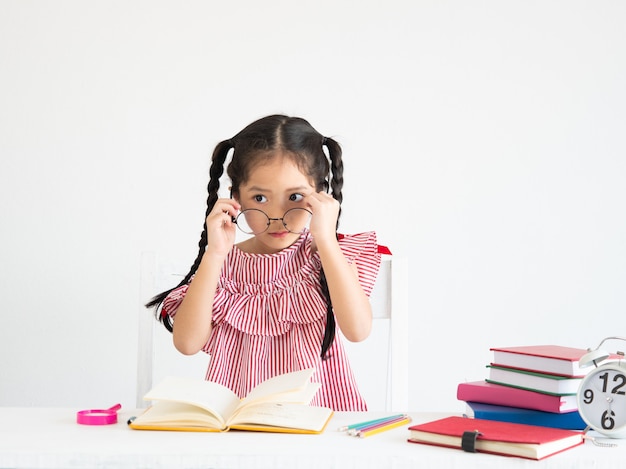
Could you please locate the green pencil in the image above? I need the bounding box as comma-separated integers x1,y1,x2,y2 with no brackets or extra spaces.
337,414,406,432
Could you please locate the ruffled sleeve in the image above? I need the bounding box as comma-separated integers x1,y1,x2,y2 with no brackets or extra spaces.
337,231,383,296
161,283,189,319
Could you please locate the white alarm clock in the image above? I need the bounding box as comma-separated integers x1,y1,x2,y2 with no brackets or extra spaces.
577,336,626,439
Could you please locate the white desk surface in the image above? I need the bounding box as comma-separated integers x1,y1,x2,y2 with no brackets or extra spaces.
0,407,624,468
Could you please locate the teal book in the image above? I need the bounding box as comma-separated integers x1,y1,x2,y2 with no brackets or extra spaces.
465,401,587,430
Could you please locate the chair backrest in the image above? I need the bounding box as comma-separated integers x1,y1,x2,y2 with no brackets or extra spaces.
340,256,409,411
137,252,408,411
137,251,207,408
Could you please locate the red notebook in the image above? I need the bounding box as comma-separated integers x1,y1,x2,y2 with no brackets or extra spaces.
457,380,578,413
489,345,591,377
408,416,584,460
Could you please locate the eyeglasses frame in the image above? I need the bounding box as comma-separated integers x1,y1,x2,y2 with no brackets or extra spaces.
231,207,313,235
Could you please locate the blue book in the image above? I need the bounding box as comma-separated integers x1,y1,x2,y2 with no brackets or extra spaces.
464,401,587,430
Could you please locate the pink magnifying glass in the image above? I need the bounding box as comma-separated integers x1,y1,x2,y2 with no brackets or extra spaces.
76,403,122,425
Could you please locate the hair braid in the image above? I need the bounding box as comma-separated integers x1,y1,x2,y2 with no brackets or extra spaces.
146,140,233,332
319,136,344,358
325,136,344,226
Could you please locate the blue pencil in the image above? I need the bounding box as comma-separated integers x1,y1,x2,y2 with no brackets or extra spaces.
349,414,409,436
357,416,412,438
337,414,406,432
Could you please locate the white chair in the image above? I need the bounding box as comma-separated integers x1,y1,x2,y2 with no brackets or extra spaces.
340,255,409,411
136,251,207,408
137,252,409,411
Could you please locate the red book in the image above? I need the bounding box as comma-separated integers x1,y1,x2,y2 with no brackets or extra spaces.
489,345,591,377
408,416,584,460
457,381,578,413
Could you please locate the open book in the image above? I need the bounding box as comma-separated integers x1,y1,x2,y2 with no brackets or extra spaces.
129,368,333,434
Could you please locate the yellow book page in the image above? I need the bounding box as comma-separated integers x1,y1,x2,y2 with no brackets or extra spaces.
228,402,334,434
238,368,316,407
143,376,240,427
130,401,224,431
135,368,320,432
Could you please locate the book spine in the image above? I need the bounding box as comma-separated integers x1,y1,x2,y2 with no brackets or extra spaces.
457,383,570,413
487,366,581,395
490,349,582,377
490,363,584,378
466,402,587,430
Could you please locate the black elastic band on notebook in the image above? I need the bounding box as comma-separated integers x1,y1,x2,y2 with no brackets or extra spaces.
461,430,481,453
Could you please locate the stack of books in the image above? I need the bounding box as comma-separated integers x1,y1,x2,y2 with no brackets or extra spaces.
456,345,590,430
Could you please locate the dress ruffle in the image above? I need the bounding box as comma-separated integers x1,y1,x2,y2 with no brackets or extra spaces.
211,274,328,336
211,230,381,336
163,230,382,339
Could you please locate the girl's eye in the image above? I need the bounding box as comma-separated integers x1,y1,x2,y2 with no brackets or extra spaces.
253,195,267,203
289,193,304,202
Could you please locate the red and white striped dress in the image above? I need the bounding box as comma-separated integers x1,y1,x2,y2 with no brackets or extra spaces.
162,230,382,411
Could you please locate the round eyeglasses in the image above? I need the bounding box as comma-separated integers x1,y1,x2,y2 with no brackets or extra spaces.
232,208,312,235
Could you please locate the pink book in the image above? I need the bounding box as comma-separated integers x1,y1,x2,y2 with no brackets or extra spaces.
457,380,578,413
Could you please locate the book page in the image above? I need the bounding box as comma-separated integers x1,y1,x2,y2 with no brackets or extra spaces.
132,400,224,429
237,368,316,407
231,381,321,419
228,402,333,432
143,376,241,426
408,431,582,460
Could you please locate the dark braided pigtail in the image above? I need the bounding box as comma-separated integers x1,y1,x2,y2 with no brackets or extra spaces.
319,136,344,359
145,139,234,332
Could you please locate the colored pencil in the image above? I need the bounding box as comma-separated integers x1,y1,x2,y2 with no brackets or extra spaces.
357,416,412,438
337,414,406,432
347,414,409,435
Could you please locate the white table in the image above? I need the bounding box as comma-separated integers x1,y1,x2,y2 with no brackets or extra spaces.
0,407,624,468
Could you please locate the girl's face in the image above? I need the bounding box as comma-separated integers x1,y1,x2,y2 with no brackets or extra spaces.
235,155,315,254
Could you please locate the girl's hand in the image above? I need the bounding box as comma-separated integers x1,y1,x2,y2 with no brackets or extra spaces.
306,191,340,243
204,199,241,258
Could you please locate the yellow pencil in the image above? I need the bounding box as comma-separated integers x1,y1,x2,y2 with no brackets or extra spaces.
357,417,412,438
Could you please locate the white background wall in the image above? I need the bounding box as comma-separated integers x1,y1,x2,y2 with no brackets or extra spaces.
1,0,625,412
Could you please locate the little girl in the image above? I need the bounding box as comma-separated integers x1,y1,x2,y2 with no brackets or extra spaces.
147,115,385,411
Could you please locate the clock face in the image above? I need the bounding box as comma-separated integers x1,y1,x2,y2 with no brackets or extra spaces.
577,363,626,437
